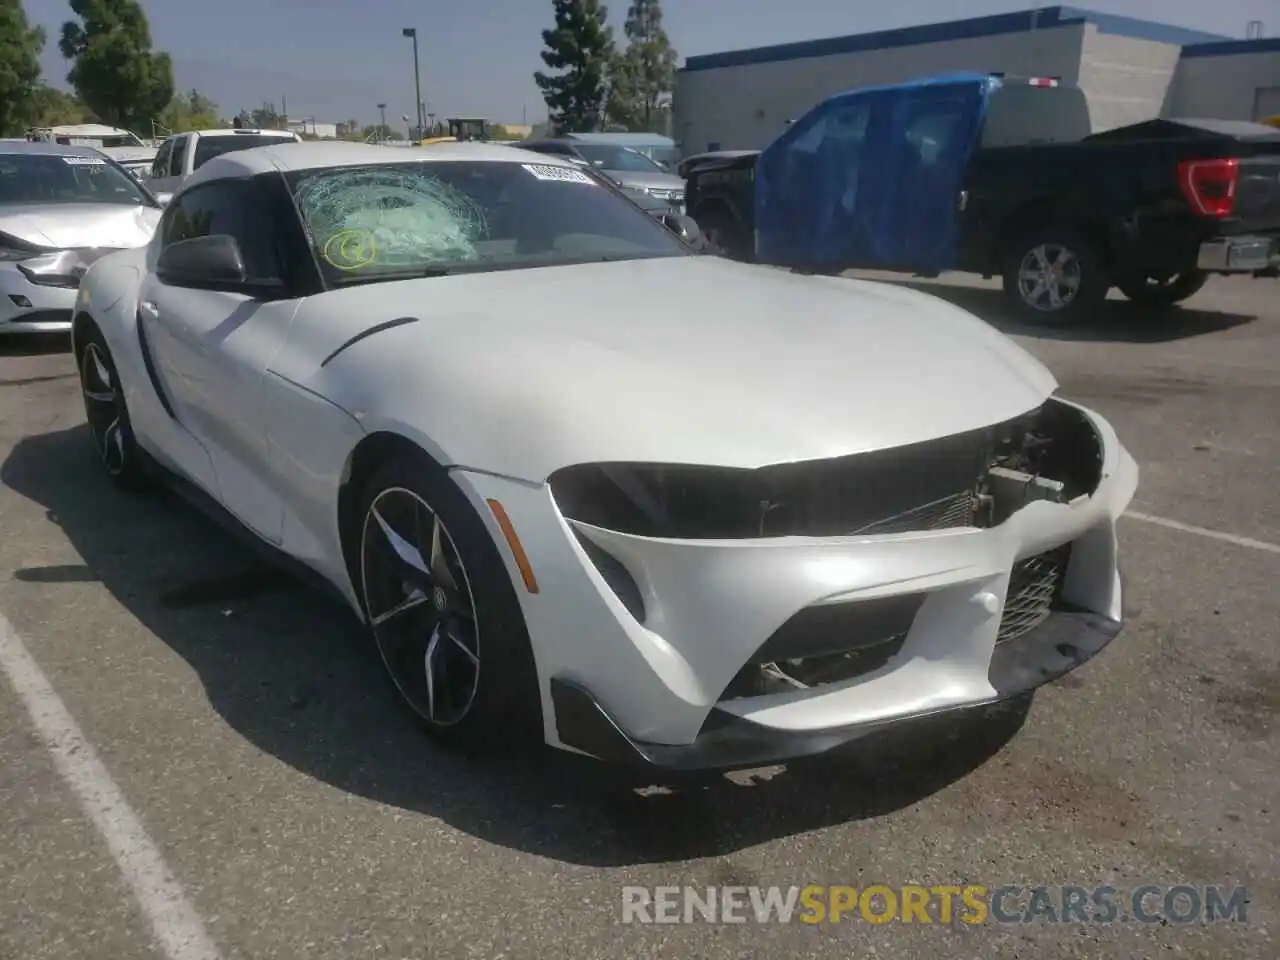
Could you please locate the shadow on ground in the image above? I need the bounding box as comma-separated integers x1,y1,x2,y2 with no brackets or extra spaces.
0,332,72,358
888,280,1258,344
3,425,1030,866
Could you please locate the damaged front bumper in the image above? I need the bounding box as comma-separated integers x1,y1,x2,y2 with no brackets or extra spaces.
549,607,1122,770
455,398,1139,770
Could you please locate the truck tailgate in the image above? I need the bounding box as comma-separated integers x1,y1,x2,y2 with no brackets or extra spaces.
1236,146,1280,230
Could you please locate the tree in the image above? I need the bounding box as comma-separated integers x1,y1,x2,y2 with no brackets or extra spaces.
29,85,92,126
0,0,46,136
248,103,284,129
608,0,677,132
158,88,221,134
534,0,614,134
59,0,173,133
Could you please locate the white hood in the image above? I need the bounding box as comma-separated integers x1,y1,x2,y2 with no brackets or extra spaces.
295,256,1058,481
0,203,161,249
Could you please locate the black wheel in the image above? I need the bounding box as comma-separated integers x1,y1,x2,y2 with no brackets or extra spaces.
1116,269,1208,306
76,323,149,489
354,451,542,747
693,206,752,261
1001,228,1109,324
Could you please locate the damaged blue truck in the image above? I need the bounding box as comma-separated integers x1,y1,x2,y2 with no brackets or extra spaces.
681,73,1280,322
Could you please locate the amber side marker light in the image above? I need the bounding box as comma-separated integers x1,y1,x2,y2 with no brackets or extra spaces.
486,499,540,594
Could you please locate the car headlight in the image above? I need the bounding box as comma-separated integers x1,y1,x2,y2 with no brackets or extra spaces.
16,248,114,288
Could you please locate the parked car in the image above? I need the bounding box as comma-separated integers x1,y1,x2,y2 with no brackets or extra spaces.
72,140,1136,769
517,138,686,211
683,73,1280,321
100,145,159,182
147,128,302,201
0,142,162,335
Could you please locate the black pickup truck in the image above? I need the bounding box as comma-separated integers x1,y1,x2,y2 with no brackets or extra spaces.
682,73,1280,322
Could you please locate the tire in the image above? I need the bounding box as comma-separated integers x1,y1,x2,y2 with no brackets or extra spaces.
75,322,150,490
693,205,752,262
352,450,543,748
1001,228,1109,324
1116,269,1209,306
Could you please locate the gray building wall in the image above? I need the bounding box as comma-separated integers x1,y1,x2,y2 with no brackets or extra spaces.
1166,50,1280,120
1077,25,1181,131
673,24,1085,155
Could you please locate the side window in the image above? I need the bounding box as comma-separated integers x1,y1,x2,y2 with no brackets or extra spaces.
159,180,283,284
168,136,188,177
902,100,967,166
151,140,172,178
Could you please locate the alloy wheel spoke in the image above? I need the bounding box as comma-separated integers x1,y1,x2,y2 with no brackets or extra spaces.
423,624,442,720
443,621,479,665
88,346,113,393
371,588,429,626
370,504,430,577
428,514,460,593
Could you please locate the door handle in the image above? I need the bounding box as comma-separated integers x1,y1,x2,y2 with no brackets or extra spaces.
139,300,159,320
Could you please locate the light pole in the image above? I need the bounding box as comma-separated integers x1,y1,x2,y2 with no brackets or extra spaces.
402,27,424,138
377,103,387,140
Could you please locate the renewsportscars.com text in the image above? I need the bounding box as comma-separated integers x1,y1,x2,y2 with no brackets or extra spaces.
621,884,1249,925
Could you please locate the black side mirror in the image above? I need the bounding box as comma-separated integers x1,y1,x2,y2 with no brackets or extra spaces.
156,235,281,295
659,211,705,248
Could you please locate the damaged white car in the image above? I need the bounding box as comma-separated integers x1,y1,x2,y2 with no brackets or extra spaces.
71,141,1138,769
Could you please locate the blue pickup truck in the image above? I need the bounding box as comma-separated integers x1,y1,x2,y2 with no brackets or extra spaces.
682,72,1280,322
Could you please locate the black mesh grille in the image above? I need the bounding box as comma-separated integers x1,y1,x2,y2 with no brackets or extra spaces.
854,489,977,536
997,545,1071,644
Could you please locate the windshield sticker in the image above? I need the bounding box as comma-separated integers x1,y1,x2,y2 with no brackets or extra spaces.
322,229,378,271
522,163,596,185
61,156,106,166
297,167,485,270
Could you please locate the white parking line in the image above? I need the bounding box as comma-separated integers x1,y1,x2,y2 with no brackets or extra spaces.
0,613,222,960
1125,511,1280,555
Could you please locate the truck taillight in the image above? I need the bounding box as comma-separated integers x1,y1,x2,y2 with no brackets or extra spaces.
1177,158,1239,217
1028,77,1059,87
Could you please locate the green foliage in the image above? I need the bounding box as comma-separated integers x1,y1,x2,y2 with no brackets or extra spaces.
0,0,46,136
534,0,615,134
29,85,93,126
59,0,173,132
159,89,222,133
608,0,677,133
235,104,285,130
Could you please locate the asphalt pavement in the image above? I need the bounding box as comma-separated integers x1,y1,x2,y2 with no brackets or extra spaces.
1,275,1277,959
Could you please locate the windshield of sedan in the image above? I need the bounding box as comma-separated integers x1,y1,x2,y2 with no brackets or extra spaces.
573,144,670,172
0,153,154,206
286,159,689,285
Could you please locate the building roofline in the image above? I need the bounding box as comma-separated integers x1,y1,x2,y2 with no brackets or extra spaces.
1180,36,1280,58
680,6,1233,74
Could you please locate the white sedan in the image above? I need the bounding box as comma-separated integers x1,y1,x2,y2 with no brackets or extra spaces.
72,141,1138,770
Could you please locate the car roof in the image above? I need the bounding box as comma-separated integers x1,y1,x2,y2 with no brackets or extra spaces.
185,140,578,186
0,141,107,160
182,128,300,138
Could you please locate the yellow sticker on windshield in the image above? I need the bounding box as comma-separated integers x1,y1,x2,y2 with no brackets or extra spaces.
322,229,378,270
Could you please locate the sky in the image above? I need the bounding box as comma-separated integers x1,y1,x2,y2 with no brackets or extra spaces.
24,0,1278,131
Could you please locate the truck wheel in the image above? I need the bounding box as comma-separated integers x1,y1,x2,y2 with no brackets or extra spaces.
1116,270,1208,306
1002,229,1108,324
693,207,752,262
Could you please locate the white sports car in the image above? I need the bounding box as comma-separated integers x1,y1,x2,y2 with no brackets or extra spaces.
72,141,1138,770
